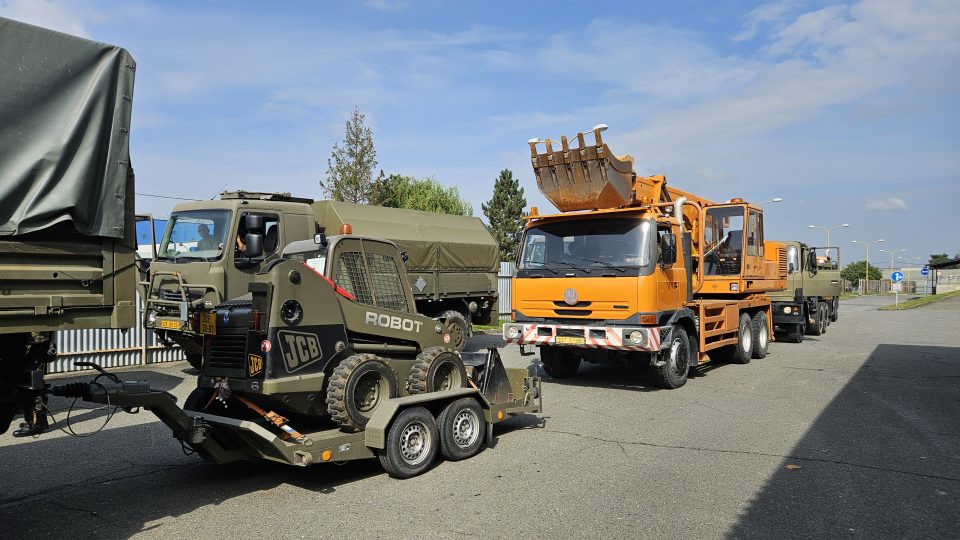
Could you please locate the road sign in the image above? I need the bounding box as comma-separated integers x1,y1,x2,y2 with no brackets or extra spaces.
920,267,930,276
891,271,904,283
892,283,902,293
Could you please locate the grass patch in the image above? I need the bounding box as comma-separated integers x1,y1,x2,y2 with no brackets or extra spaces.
473,319,508,332
879,290,960,310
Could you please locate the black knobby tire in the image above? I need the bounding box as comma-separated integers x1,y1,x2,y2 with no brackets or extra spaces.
441,310,470,352
378,406,439,479
808,305,823,336
436,397,485,461
407,347,467,394
830,299,839,322
186,353,203,371
820,304,829,334
652,327,691,389
326,354,399,432
751,311,769,359
539,346,580,378
729,312,754,364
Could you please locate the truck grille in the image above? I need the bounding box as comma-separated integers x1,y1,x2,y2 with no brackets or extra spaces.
207,333,246,371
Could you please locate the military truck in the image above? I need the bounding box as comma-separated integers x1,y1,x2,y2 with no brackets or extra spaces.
503,125,787,389
48,233,540,478
769,242,841,342
0,18,138,436
144,194,498,365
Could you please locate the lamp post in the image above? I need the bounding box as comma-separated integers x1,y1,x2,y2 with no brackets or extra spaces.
758,197,783,205
808,223,849,246
851,239,884,293
878,248,906,273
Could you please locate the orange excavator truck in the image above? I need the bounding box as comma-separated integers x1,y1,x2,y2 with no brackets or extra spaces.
502,125,787,389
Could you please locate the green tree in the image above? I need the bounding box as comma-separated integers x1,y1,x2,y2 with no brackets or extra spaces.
929,253,950,265
322,106,379,203
370,174,472,215
841,260,882,283
482,169,526,261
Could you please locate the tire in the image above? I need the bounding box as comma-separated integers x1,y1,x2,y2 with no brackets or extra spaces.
183,387,229,415
326,354,399,432
728,313,754,364
751,312,769,359
539,346,580,378
407,347,467,394
651,327,691,389
808,305,823,336
788,321,805,343
441,310,470,352
436,397,485,461
378,406,439,479
820,304,829,334
830,299,839,322
186,353,203,371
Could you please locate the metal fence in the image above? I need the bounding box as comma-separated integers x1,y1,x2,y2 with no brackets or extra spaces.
49,293,184,374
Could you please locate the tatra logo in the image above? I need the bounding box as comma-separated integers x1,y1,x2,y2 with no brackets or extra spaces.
277,330,323,372
247,354,264,377
563,288,578,306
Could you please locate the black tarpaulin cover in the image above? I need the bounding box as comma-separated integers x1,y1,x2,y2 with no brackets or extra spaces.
0,17,135,238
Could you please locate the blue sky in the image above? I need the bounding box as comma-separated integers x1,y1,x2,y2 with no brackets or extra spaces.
3,0,958,266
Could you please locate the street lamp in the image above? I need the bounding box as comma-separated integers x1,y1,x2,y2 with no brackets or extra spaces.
851,239,884,293
808,223,849,246
758,197,783,205
878,248,906,272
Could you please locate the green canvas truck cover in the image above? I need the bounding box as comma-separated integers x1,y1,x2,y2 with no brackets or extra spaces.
0,17,135,239
312,201,499,272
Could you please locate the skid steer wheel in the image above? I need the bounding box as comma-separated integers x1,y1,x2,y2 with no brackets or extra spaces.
408,347,467,394
751,312,769,359
327,354,399,432
652,327,692,389
727,312,754,364
183,387,230,415
539,346,580,379
437,397,485,461
440,310,470,352
378,406,439,479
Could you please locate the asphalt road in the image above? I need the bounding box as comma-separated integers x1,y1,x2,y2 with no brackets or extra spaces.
1,295,958,539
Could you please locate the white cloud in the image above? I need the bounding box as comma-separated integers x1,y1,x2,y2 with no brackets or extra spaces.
865,197,908,211
733,0,799,42
0,0,101,37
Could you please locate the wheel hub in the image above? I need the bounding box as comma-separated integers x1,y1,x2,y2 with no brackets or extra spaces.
452,409,479,447
355,372,382,412
399,422,430,464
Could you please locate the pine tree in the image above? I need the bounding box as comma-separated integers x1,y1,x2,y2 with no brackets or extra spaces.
321,107,379,203
482,169,526,261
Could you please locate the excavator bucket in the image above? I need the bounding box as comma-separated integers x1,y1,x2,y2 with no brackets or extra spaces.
529,126,636,212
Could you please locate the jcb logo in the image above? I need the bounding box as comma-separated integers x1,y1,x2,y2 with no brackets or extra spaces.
247,354,264,377
277,330,323,372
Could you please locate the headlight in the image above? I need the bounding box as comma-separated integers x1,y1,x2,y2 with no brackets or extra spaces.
280,300,303,325
783,306,792,314
507,325,521,339
147,311,157,325
629,330,644,344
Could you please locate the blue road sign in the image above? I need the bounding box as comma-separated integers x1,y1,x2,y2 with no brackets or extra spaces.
920,267,930,276
891,271,904,283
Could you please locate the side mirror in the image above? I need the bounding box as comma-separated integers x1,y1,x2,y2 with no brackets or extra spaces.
245,233,263,257
807,251,818,275
245,214,264,232
660,232,677,265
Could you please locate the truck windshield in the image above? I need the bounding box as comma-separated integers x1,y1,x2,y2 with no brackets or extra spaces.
284,246,328,275
518,217,655,276
157,210,232,262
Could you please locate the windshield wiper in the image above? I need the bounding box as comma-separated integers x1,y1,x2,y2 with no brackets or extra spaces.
551,261,591,273
582,258,626,273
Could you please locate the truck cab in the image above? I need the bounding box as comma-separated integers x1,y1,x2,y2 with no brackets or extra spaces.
769,241,842,342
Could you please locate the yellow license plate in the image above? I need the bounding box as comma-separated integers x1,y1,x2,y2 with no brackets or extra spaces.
159,319,180,330
556,335,585,345
199,312,217,335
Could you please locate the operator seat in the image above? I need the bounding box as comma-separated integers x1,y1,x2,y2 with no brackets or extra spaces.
264,226,279,254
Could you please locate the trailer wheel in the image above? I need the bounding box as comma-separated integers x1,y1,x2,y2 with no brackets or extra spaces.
728,313,754,364
378,406,439,479
539,346,580,378
441,310,470,352
408,347,467,394
751,312,769,359
651,327,691,389
327,354,399,432
437,397,485,461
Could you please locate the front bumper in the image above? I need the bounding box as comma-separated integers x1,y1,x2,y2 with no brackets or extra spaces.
502,322,671,352
772,302,803,325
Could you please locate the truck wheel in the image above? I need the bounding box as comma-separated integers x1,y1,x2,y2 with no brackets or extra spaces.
539,346,580,378
820,304,829,334
651,327,691,389
751,312,769,359
728,313,753,364
186,353,202,371
808,305,823,336
408,347,467,394
830,299,839,322
441,310,470,352
436,397,484,461
788,322,805,343
378,406,439,479
327,354,399,432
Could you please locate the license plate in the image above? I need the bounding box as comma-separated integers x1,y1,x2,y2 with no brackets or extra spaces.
556,335,585,345
199,312,217,335
159,319,180,330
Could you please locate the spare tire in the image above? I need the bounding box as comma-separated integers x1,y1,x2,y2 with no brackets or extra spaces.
407,347,467,394
441,310,470,352
326,354,399,432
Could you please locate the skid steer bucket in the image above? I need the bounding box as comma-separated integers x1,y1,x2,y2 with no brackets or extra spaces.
529,126,636,212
